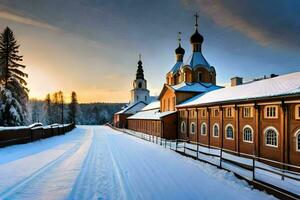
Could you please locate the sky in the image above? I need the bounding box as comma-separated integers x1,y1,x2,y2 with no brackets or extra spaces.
0,0,299,103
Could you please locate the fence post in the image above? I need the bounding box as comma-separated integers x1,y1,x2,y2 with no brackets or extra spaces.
184,141,186,154
220,148,223,168
176,140,178,151
165,139,166,148
252,157,255,181
196,143,199,159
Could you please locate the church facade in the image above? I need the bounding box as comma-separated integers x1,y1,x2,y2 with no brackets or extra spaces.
118,14,300,168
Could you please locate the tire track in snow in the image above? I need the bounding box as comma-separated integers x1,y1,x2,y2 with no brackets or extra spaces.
67,126,126,200
0,128,91,200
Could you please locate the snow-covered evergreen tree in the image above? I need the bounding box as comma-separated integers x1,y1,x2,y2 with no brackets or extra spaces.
0,27,28,126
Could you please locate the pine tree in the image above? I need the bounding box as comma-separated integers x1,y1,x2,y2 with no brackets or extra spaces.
68,91,78,124
58,91,64,124
44,93,52,125
0,27,28,126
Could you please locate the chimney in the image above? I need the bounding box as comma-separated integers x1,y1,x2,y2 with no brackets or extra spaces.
231,77,243,87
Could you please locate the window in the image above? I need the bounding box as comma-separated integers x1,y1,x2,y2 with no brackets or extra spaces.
190,122,196,134
137,96,139,101
243,107,252,118
145,96,147,102
172,97,176,109
265,106,278,119
138,82,142,88
243,126,253,143
265,127,278,147
295,130,300,152
295,105,300,120
213,109,219,117
181,121,186,133
225,107,233,117
225,124,234,140
213,124,219,137
198,72,202,82
201,109,206,117
201,123,207,135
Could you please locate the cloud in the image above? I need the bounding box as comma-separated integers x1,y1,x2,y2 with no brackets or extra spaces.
0,9,60,31
182,0,300,49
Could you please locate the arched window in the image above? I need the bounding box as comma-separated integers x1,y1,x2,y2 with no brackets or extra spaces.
181,121,186,133
213,123,219,137
295,130,300,151
190,122,196,134
201,123,207,135
198,72,202,82
138,82,142,88
265,127,278,147
226,124,234,140
243,126,253,143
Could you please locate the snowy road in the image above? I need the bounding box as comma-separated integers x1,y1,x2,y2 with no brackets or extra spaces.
0,126,275,200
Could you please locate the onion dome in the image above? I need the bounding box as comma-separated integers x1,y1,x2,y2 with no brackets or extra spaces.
175,43,185,55
190,29,204,44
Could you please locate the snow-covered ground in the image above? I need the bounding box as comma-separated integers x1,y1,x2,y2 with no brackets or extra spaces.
0,126,275,200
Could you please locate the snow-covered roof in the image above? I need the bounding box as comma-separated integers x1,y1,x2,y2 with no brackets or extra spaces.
141,100,160,111
178,71,300,107
168,61,183,74
128,109,176,120
184,52,211,70
115,101,147,114
171,82,222,93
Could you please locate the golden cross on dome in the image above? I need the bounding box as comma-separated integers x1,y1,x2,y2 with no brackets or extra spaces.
194,12,199,28
178,32,182,44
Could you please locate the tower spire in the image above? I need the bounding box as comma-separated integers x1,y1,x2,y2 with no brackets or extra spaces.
139,53,142,61
136,54,144,80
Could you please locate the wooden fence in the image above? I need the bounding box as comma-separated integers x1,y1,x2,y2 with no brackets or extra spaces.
0,123,76,148
108,124,300,200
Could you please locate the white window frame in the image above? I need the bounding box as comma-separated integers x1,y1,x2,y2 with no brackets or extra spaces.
264,106,278,119
213,123,219,138
225,124,234,140
201,123,207,136
264,126,279,148
181,121,186,134
225,107,233,118
243,107,253,118
295,105,300,120
190,122,196,134
243,125,254,143
295,129,300,152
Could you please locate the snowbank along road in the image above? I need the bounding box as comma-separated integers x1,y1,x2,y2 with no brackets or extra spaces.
0,126,276,200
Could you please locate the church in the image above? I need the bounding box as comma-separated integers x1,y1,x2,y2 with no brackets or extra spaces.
115,14,300,167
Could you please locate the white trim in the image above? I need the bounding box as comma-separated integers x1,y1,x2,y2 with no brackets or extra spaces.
264,126,279,148
181,121,186,134
237,103,255,107
257,101,281,106
200,122,207,136
242,125,254,143
190,122,196,134
213,123,219,138
285,100,300,104
225,124,234,140
295,105,300,120
295,129,300,152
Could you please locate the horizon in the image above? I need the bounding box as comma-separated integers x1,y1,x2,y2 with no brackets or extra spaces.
0,0,299,103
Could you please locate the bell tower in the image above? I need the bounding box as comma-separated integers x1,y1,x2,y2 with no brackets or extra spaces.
130,55,150,103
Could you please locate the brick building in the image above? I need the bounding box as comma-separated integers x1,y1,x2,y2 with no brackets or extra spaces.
118,14,300,168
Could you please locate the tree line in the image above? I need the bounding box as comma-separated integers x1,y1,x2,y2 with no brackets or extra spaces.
0,27,125,126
